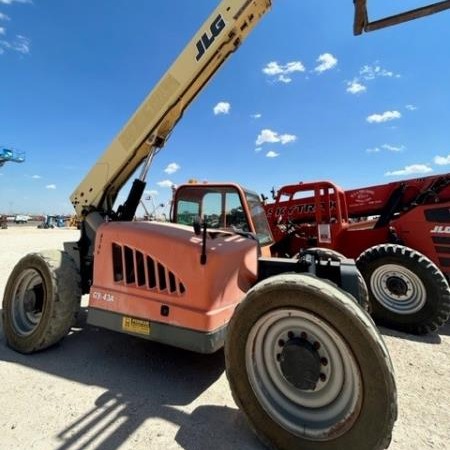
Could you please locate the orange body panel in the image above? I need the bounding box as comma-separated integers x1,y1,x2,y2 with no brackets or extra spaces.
89,221,258,332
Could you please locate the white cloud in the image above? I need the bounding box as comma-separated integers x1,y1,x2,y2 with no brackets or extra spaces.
367,144,404,153
256,129,297,146
0,3,31,55
382,144,405,152
157,179,174,188
347,79,366,94
0,0,32,3
278,74,292,84
164,162,180,174
385,164,432,176
360,64,400,80
279,134,297,144
367,110,402,124
314,53,338,73
263,61,305,75
434,155,450,165
254,147,262,153
405,104,418,111
348,62,400,95
262,62,284,76
266,151,279,158
13,34,29,53
262,60,305,83
284,61,305,73
251,113,262,119
0,34,30,54
46,184,56,190
213,101,231,115
256,129,278,145
31,174,41,179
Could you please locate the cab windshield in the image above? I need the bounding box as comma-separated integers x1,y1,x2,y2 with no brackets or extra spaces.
173,185,273,246
244,190,273,246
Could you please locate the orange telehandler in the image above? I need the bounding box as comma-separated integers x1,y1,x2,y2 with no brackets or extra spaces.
3,1,450,448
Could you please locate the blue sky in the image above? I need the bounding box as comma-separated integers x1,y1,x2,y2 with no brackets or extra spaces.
0,0,449,216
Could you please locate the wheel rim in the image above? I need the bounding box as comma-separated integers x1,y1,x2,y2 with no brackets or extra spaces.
245,309,363,441
370,264,426,314
10,268,46,336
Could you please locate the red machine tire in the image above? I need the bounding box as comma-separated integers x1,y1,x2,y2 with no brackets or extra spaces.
357,244,450,334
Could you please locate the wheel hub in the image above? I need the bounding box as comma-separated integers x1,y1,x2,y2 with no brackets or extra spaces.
23,291,37,313
370,264,427,314
386,276,408,297
245,309,363,440
279,337,321,391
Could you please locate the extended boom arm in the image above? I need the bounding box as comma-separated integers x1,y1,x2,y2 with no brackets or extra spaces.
71,0,450,220
71,0,272,219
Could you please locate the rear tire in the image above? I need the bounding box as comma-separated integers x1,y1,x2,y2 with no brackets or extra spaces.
2,250,81,353
357,244,450,334
225,273,396,450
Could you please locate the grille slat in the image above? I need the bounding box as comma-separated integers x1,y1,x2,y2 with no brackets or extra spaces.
147,256,157,289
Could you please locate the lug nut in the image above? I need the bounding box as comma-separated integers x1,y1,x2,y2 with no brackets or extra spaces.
321,357,328,367
301,332,308,340
288,331,295,339
320,373,327,382
313,341,321,350
278,339,285,347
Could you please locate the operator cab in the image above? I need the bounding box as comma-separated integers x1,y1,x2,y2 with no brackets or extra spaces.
172,183,273,253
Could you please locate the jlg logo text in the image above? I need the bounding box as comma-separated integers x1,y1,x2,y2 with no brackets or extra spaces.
195,15,226,61
431,225,450,234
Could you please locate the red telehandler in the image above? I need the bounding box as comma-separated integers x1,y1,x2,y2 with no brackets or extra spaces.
265,174,450,335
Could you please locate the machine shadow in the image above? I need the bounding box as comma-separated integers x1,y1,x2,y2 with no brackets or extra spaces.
378,325,442,345
0,309,262,450
435,320,450,337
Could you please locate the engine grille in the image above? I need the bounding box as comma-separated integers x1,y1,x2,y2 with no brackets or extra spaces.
112,243,186,295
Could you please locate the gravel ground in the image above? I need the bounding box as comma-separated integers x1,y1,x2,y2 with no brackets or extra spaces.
0,227,449,450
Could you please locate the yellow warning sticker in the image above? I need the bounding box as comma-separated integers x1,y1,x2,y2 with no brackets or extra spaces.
122,317,151,336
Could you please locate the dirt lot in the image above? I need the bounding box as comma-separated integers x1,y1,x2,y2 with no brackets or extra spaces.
0,227,449,450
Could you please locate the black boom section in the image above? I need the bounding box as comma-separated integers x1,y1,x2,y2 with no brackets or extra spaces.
116,179,146,222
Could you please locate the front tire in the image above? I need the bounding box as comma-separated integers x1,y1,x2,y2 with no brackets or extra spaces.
225,273,396,450
2,250,81,353
357,244,450,334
